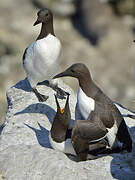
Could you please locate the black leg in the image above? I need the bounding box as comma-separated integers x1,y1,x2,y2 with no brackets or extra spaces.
50,83,69,98
38,80,69,99
37,80,49,86
88,138,109,155
88,140,126,155
97,147,124,155
32,88,49,102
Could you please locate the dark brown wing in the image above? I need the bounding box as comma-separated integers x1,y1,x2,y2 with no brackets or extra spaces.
71,116,108,161
94,101,115,128
22,47,28,66
72,116,108,142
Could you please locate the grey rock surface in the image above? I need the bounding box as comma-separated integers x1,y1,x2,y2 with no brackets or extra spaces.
0,79,135,179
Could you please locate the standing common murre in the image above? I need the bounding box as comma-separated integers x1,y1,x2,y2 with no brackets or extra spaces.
23,8,66,102
53,63,133,153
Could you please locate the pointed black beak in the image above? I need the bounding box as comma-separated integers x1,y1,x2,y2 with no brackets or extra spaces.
53,71,69,79
33,19,41,26
54,94,60,109
65,93,70,108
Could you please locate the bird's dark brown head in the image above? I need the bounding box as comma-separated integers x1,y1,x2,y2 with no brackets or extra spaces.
53,63,91,80
33,8,53,26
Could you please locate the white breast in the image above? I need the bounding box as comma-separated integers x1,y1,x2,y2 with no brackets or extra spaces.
24,34,62,87
106,121,122,148
49,133,76,156
77,87,95,120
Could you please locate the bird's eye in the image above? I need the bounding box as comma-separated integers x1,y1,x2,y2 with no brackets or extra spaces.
46,13,49,16
71,69,75,73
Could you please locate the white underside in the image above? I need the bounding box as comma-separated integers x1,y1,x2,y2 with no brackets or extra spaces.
49,132,76,156
49,133,96,160
106,121,123,148
49,132,110,159
23,34,62,88
77,87,95,120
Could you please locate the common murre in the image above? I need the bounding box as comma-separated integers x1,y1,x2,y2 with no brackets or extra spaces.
49,94,110,161
23,8,66,102
53,63,133,153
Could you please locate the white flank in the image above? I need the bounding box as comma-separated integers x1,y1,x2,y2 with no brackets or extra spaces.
107,121,123,148
49,133,76,156
23,34,62,88
89,134,107,143
77,87,95,120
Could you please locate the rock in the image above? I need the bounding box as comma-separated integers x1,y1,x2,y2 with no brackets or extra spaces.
72,0,114,45
32,0,76,16
0,40,11,57
111,0,135,16
0,78,135,179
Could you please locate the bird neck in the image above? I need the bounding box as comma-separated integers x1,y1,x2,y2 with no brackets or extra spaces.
37,21,55,40
79,76,98,99
50,114,70,143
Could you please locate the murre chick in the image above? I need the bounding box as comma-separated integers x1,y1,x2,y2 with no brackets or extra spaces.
53,63,133,153
49,94,109,161
49,93,76,156
23,8,65,102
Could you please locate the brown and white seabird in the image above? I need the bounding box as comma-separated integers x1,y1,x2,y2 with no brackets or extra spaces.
23,8,66,102
53,63,133,153
49,94,110,161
